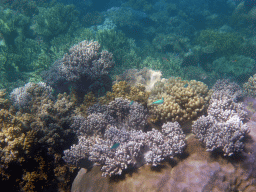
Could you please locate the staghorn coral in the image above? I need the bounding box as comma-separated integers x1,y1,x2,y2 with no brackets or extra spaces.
148,77,211,123
243,74,256,97
192,80,249,156
100,81,150,105
63,122,186,177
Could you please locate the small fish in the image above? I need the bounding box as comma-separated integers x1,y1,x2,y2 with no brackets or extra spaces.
152,97,164,105
111,142,120,149
162,57,169,62
129,100,134,106
199,73,208,80
184,83,188,88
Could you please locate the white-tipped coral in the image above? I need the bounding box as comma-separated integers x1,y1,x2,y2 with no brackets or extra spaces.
192,80,249,156
63,121,186,177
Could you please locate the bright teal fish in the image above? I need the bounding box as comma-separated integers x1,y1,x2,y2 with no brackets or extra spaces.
184,83,188,88
152,97,164,105
111,143,120,149
129,100,134,106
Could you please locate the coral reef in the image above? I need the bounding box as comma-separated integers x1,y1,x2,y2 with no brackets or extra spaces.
192,80,249,156
0,89,10,109
63,122,186,177
103,7,147,29
59,40,114,81
95,29,142,72
148,77,211,123
1,82,78,191
9,82,76,151
211,55,255,80
0,7,50,75
42,40,114,95
32,3,80,40
196,29,243,56
0,109,34,164
72,98,148,135
10,82,53,111
243,74,256,97
100,81,150,106
152,33,191,55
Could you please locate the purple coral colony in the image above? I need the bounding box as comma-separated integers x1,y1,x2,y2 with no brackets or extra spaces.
1,0,256,191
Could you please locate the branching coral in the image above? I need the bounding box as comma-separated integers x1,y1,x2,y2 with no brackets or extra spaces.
211,55,255,79
148,77,211,123
72,98,148,136
10,82,76,151
0,89,9,109
243,74,256,97
32,3,80,39
100,81,150,105
196,29,243,56
42,40,114,96
64,98,184,177
63,122,186,177
10,82,53,111
3,84,78,191
0,109,34,164
192,80,249,156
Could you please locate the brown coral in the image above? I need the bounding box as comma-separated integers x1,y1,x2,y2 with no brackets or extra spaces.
0,109,35,164
243,74,256,97
148,77,211,123
0,89,10,109
100,81,150,106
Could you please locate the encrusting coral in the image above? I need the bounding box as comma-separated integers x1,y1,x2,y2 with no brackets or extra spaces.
148,77,211,123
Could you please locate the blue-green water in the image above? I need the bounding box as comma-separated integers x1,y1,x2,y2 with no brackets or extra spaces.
0,0,256,191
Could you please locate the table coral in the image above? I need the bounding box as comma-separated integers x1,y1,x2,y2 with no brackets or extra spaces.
148,77,211,123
